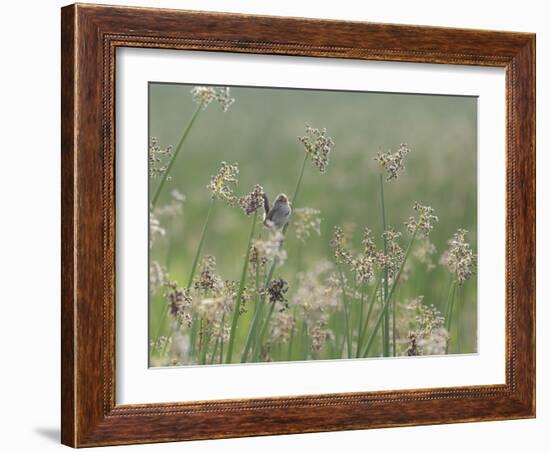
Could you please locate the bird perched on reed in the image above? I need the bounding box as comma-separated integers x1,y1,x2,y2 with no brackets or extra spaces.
262,193,291,229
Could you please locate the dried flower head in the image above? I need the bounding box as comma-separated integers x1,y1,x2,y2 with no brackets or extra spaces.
194,255,224,295
405,296,448,356
207,161,239,204
330,226,353,265
298,125,335,173
380,228,404,279
441,229,477,286
223,280,251,315
405,202,439,237
149,137,174,179
310,316,334,353
191,86,235,112
294,208,321,243
361,227,378,258
351,227,382,284
351,255,375,285
239,184,265,215
150,336,172,354
374,143,411,181
271,311,295,343
266,278,289,311
406,332,419,356
165,281,193,327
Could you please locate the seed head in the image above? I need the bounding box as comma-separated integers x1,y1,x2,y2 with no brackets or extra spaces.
194,255,224,296
311,317,334,353
191,86,235,112
239,184,265,215
405,202,439,237
380,228,404,279
265,278,289,311
165,282,193,328
207,161,239,204
374,143,411,182
149,137,174,179
405,296,448,356
150,336,172,354
330,226,353,265
441,229,476,286
294,207,321,243
298,125,335,173
223,280,251,315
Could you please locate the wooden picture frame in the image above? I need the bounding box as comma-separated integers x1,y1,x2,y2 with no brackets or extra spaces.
61,3,535,447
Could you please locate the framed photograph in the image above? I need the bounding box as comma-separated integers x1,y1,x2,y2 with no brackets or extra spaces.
61,3,535,447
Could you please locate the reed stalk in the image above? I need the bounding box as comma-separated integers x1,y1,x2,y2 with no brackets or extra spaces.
225,210,259,363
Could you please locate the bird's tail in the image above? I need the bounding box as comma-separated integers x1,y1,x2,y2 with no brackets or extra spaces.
262,193,270,220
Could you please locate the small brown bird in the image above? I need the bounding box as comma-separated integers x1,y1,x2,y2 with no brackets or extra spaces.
262,193,291,229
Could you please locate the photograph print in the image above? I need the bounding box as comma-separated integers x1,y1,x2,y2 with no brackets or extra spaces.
148,83,477,367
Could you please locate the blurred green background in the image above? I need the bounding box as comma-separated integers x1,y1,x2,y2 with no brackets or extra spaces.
149,83,477,354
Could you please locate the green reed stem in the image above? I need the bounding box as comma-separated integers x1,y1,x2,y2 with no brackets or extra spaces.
302,319,309,360
189,317,198,360
337,267,353,358
241,284,264,362
210,337,220,365
392,294,397,356
456,287,463,353
253,301,277,362
444,279,456,327
287,319,296,361
239,263,263,363
357,273,382,357
363,224,419,358
379,173,390,357
356,283,366,357
187,198,216,290
209,312,225,364
219,331,224,365
283,153,308,236
445,282,458,353
225,210,258,363
151,104,202,207
200,324,212,365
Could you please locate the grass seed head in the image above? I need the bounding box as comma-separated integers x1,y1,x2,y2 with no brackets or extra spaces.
405,202,439,237
298,124,335,173
239,184,265,215
207,161,239,204
441,229,477,286
374,143,411,181
149,136,174,179
266,278,290,312
294,207,322,243
191,86,235,112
